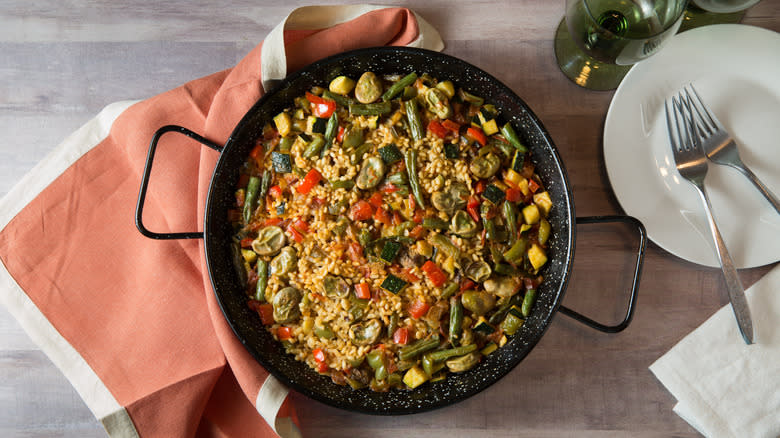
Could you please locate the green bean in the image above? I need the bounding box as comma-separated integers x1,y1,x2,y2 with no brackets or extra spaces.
243,176,261,224
321,112,339,157
404,149,425,208
398,335,440,361
385,171,408,186
387,313,399,339
503,200,518,246
278,136,294,153
254,259,268,302
521,289,537,317
404,99,425,141
349,101,392,116
303,135,326,158
351,142,371,165
358,228,372,247
322,90,354,106
427,233,461,260
503,237,528,264
480,202,497,241
422,216,448,231
259,171,272,202
501,122,528,153
382,72,418,101
449,296,463,347
314,324,335,339
427,343,477,363
329,179,355,190
440,281,459,300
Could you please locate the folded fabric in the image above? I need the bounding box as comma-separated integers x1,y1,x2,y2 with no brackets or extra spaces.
650,264,780,438
0,6,442,438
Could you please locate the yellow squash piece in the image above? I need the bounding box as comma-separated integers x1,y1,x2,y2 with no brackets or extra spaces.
533,191,553,216
528,243,548,270
403,365,429,389
273,111,292,137
522,204,541,225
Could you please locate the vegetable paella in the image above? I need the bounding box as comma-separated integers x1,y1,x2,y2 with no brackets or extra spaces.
229,70,553,391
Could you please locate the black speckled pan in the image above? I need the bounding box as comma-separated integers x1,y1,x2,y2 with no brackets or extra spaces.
137,47,645,415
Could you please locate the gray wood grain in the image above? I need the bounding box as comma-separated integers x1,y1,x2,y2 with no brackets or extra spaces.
1,1,778,436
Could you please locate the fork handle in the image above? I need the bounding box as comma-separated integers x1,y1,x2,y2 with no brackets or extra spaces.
697,186,754,345
734,164,780,216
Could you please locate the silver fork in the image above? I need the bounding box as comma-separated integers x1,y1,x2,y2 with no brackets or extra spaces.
687,84,780,215
665,87,754,345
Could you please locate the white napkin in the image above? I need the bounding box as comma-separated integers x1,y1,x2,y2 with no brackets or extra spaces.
650,264,780,438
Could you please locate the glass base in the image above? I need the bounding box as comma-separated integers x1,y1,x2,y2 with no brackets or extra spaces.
679,5,745,32
554,18,631,91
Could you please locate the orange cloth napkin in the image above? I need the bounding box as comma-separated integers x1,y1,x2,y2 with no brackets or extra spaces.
0,6,443,437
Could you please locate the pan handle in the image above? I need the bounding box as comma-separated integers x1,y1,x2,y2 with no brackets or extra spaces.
558,215,647,333
135,125,222,240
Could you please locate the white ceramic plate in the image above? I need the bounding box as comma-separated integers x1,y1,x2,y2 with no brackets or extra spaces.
604,24,780,268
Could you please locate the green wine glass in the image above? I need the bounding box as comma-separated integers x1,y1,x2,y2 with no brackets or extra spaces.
555,0,689,90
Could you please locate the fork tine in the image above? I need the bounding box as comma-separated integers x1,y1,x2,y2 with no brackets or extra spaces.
686,84,721,136
664,97,680,152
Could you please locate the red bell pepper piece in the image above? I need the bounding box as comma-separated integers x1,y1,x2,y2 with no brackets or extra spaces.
297,168,322,195
467,196,481,222
239,237,254,248
292,217,310,234
380,183,400,193
286,224,304,243
268,185,283,199
466,126,488,146
305,92,337,118
349,200,375,221
393,327,409,345
441,119,461,133
276,326,293,341
263,217,283,227
312,348,326,363
368,191,384,208
475,180,486,194
528,178,541,193
506,187,523,203
249,302,274,325
421,261,448,288
347,242,365,264
408,299,430,319
374,207,392,226
408,225,426,240
355,283,371,300
427,120,448,139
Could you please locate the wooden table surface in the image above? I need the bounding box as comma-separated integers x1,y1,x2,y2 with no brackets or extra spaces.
1,1,778,437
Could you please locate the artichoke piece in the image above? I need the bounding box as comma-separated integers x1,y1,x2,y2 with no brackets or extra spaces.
251,226,286,256
483,275,522,298
273,287,302,323
450,210,478,237
430,181,469,215
424,88,451,119
322,275,351,298
464,260,491,283
356,156,387,190
460,290,497,316
349,319,383,346
469,153,501,179
355,72,382,104
445,352,481,373
269,246,297,277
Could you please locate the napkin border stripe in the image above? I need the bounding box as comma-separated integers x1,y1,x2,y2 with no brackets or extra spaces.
0,100,141,437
